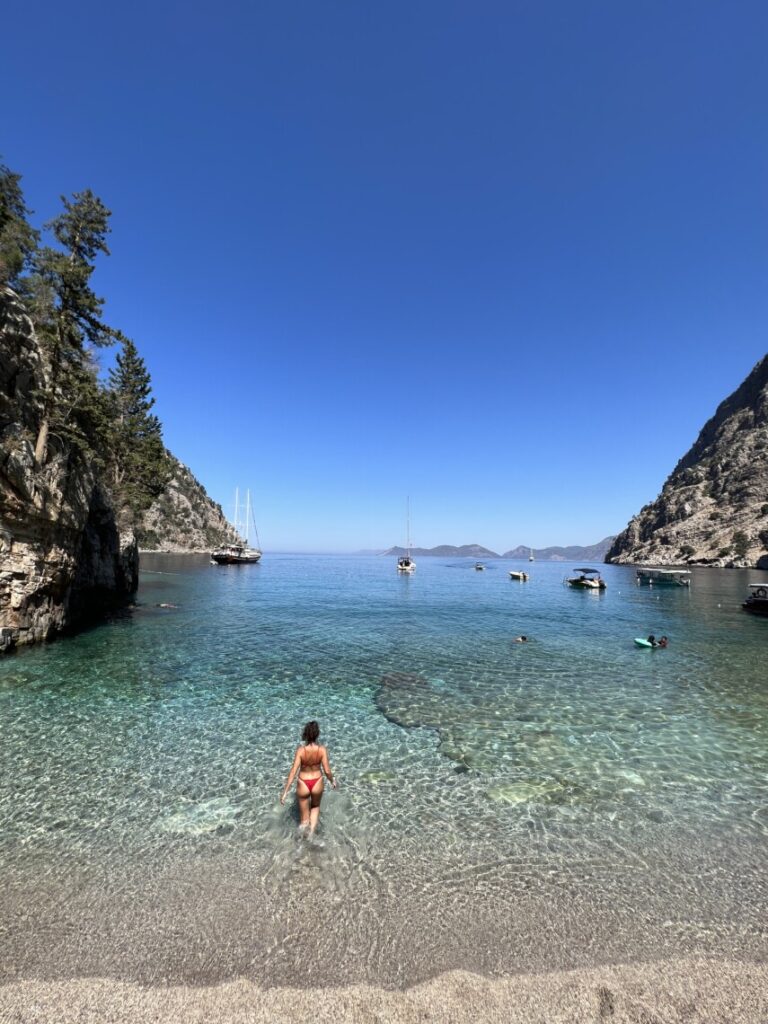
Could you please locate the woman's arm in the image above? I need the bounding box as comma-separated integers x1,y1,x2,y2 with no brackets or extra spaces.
280,748,302,805
322,747,338,789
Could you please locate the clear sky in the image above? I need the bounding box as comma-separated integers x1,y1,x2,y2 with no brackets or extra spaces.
4,1,767,552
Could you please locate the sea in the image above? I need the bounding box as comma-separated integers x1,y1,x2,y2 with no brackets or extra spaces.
1,555,767,987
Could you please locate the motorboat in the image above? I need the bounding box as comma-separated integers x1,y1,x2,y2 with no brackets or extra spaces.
509,570,529,581
742,583,768,616
565,568,606,590
475,562,486,571
636,568,691,587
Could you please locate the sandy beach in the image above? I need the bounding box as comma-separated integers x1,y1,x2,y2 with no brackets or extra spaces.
2,959,767,1023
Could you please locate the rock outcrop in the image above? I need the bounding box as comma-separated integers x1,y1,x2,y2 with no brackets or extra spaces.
0,287,137,650
137,455,242,552
606,355,768,568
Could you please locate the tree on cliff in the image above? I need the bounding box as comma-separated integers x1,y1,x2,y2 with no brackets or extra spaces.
28,190,121,465
108,337,170,519
0,161,39,288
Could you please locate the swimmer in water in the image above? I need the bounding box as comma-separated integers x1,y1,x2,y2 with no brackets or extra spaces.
513,635,528,643
280,721,337,833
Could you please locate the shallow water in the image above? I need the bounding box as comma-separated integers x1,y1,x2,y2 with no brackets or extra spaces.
1,555,767,985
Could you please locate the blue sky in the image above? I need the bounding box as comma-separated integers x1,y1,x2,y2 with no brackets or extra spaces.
4,1,767,552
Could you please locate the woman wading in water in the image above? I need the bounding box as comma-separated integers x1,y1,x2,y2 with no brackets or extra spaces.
280,721,337,832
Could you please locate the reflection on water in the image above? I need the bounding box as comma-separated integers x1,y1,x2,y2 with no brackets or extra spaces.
1,555,767,984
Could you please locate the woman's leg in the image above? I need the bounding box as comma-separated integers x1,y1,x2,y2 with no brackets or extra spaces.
296,780,311,828
308,778,324,833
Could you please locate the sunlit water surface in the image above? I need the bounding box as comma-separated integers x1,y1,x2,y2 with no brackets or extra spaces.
1,555,767,986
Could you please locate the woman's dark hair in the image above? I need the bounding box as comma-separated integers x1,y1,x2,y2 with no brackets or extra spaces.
302,721,320,744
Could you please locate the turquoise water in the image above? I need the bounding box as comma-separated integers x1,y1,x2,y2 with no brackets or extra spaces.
1,555,767,985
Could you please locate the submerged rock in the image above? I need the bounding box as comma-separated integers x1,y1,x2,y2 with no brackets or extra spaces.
161,797,240,835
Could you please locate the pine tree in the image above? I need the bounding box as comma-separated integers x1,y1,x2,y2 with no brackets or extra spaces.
0,160,39,288
29,190,120,465
108,337,170,519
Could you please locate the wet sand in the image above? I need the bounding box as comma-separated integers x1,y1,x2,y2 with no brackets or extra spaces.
1,959,767,1023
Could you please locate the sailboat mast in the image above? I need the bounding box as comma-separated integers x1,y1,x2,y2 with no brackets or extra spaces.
245,489,251,547
407,496,411,557
234,488,239,539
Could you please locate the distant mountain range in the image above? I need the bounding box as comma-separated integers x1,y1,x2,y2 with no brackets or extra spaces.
384,544,499,558
504,537,615,562
382,538,614,561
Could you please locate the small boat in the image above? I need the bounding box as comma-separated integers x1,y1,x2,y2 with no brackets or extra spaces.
509,570,529,581
211,543,261,565
475,562,486,571
529,548,535,562
211,489,262,565
565,568,606,590
742,583,768,616
636,568,691,587
397,498,416,574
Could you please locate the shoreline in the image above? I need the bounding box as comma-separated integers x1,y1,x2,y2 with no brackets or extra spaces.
2,958,766,1023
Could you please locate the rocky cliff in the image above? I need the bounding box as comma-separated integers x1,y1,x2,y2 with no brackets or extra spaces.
0,287,138,650
137,455,242,552
606,355,768,568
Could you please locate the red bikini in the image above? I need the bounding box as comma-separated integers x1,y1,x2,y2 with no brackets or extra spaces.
301,776,320,793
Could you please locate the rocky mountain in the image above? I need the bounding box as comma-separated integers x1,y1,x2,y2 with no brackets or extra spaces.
503,538,615,562
384,544,500,558
606,355,768,568
137,455,242,552
0,287,137,650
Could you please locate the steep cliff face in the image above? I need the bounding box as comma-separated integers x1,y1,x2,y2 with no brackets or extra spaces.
0,288,137,650
606,356,768,568
137,455,242,552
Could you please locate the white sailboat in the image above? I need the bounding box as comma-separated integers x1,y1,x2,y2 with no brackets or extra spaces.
529,547,535,562
397,498,416,574
211,488,262,565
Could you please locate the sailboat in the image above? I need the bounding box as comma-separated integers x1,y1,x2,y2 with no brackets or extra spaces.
529,547,535,562
211,488,262,565
397,498,416,574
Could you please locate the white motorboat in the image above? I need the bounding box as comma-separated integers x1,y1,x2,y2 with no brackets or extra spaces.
636,568,691,587
565,568,606,590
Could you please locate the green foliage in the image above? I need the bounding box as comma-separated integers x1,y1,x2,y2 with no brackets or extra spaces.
732,530,749,558
761,504,768,516
0,160,40,288
107,338,170,518
717,547,731,559
679,544,695,558
3,167,173,525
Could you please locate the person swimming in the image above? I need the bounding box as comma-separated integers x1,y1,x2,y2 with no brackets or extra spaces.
513,636,529,643
647,634,658,647
280,720,337,833
658,635,669,648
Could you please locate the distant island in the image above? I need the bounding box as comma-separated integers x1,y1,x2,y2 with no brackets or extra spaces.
382,538,615,561
384,544,499,558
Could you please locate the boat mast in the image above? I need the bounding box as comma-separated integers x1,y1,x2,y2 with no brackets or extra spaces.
234,487,239,540
407,496,411,558
245,489,251,547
